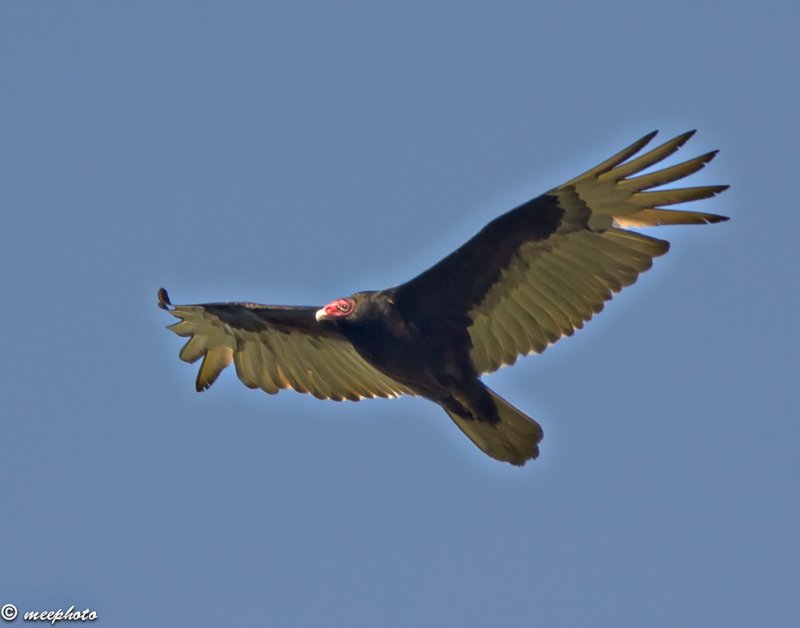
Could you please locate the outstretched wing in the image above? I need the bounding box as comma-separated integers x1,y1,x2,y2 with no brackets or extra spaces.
158,288,412,400
394,130,728,374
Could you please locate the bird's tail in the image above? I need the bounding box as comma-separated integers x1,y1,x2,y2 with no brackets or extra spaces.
444,388,543,466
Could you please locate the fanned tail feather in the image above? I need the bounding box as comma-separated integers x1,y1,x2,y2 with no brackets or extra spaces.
444,389,543,466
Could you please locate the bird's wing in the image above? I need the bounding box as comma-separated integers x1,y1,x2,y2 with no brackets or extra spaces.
158,289,412,400
394,130,728,375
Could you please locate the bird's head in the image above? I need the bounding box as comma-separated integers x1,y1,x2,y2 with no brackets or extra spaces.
315,297,357,322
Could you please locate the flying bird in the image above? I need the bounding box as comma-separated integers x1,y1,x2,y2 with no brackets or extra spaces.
158,130,727,466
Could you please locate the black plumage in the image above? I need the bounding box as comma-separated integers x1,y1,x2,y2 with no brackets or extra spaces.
159,130,728,465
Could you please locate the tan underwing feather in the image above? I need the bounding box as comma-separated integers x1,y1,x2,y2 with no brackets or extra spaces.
163,301,413,401
467,131,726,374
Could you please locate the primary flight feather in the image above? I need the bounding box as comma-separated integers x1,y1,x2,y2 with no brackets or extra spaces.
158,130,728,466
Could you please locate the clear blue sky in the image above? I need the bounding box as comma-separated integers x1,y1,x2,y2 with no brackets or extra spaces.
2,2,798,627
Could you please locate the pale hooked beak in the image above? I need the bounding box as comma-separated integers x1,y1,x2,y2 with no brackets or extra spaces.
315,307,328,322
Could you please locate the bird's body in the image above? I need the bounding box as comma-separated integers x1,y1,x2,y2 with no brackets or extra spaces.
159,130,728,465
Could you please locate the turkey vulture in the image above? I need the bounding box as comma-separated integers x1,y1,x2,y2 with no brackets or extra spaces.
158,130,727,466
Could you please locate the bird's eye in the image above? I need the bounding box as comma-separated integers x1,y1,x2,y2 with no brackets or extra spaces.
337,300,352,312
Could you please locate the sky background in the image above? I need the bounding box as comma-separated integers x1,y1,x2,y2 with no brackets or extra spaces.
2,2,798,627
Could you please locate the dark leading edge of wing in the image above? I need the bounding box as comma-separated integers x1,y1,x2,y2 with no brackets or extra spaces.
158,130,727,403
393,130,728,374
157,288,412,400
